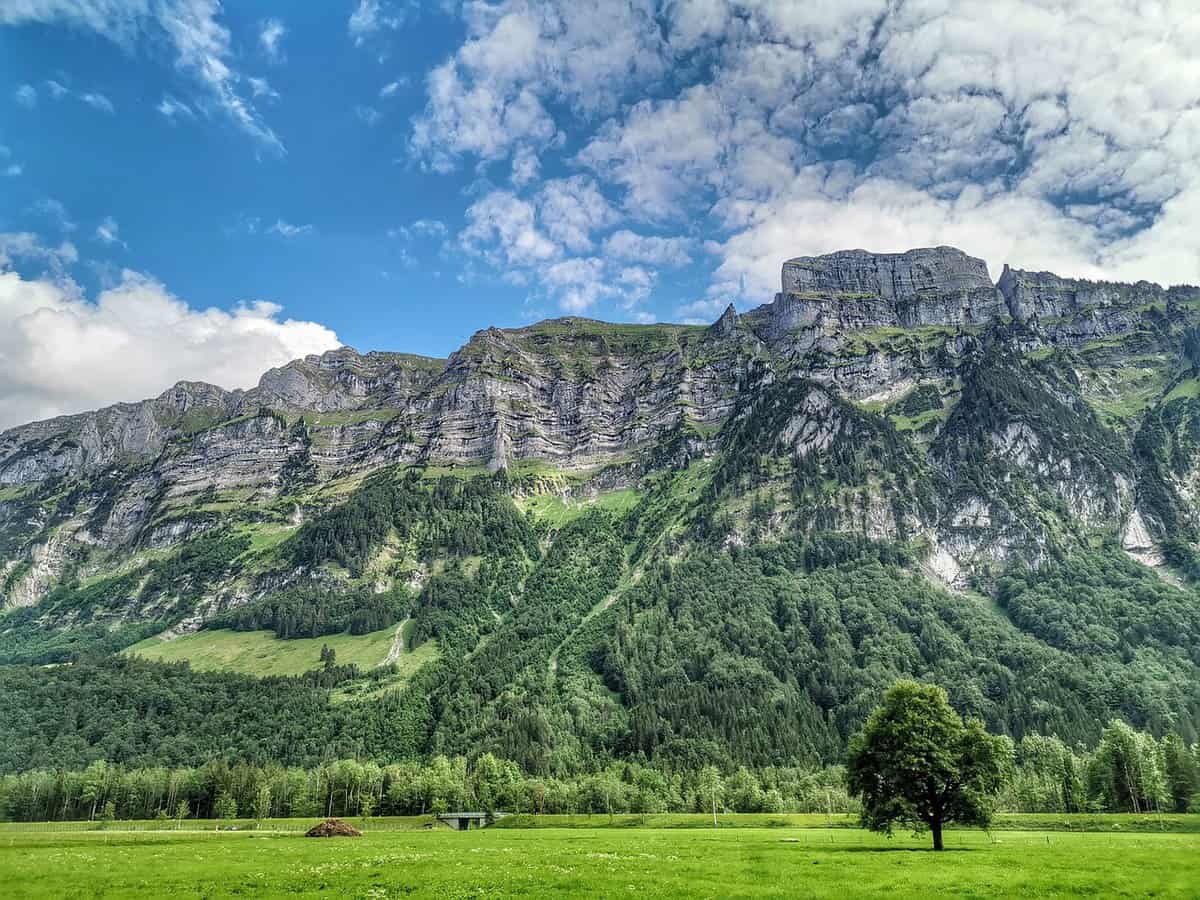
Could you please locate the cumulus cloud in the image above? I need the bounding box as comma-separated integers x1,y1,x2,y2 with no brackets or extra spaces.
410,0,664,170
536,176,621,253
424,0,1200,310
604,230,692,267
459,183,667,315
461,191,559,267
0,1,282,151
0,264,339,429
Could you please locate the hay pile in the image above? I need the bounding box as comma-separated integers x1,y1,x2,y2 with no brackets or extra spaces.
304,818,363,837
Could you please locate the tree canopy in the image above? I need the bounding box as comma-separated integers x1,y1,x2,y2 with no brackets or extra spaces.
846,680,1011,850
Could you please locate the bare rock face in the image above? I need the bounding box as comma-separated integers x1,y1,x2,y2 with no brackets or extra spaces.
997,265,1170,322
777,246,1006,329
1,244,1196,597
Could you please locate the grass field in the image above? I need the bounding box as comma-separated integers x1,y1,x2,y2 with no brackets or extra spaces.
125,626,401,677
518,487,642,527
1,823,1196,898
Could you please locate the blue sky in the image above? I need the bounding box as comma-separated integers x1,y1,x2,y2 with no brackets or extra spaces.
0,1,1197,427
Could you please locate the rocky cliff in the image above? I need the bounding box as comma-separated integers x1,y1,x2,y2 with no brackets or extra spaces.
1,245,1197,617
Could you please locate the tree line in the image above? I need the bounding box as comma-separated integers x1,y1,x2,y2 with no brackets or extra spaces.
1,715,1194,823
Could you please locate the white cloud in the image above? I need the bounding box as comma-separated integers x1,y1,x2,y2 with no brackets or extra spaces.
3,164,21,177
0,233,78,270
44,79,68,99
79,91,114,113
580,0,1200,300
157,95,195,121
379,77,409,98
676,296,730,325
348,0,410,47
247,77,278,101
409,219,447,239
14,84,36,108
95,216,123,246
387,218,447,245
0,265,339,429
259,17,285,62
461,191,559,267
1,1,282,151
536,176,621,252
604,230,692,267
411,0,665,170
541,257,617,313
267,220,314,238
510,145,540,187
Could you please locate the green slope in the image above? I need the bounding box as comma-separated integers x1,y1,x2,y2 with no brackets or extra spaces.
125,625,400,677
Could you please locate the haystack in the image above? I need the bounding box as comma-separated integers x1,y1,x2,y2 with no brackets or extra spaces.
304,817,363,837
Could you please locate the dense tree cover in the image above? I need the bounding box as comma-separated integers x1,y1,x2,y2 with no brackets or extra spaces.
0,657,400,772
0,754,856,823
847,681,1012,850
417,511,627,772
209,583,410,638
4,524,1200,780
2,721,1193,823
290,470,537,576
997,545,1200,740
595,535,1200,768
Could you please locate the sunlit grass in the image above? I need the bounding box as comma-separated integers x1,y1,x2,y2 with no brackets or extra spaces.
1,823,1196,898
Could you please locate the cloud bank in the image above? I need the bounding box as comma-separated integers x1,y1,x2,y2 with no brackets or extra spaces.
412,0,1200,316
0,246,339,429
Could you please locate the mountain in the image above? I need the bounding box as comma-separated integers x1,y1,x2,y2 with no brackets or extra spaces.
2,246,1199,773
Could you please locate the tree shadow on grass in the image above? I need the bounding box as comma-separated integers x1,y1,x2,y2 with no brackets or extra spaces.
819,846,977,853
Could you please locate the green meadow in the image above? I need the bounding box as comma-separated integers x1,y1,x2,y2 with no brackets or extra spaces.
124,625,403,678
2,818,1197,898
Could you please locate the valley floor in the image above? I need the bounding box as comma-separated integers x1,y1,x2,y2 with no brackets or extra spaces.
2,818,1197,898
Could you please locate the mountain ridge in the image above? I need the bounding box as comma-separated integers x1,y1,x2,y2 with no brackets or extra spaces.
2,244,1200,769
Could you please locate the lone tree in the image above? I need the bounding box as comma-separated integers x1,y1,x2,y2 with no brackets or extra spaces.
846,680,1011,850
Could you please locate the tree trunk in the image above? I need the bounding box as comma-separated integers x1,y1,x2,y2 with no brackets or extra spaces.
931,819,944,851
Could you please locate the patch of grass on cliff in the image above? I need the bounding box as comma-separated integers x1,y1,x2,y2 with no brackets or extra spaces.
1164,376,1200,404
125,625,400,678
518,488,642,527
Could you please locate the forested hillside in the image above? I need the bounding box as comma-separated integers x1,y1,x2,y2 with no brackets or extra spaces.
2,246,1200,781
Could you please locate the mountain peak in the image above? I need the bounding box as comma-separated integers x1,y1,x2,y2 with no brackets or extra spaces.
781,246,993,300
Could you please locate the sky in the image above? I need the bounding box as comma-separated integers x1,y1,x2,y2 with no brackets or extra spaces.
0,1,1198,428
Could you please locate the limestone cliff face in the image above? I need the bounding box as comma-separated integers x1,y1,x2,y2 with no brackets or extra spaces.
2,245,1198,610
772,246,1006,331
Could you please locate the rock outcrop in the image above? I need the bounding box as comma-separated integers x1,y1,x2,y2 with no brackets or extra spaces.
775,246,1007,329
